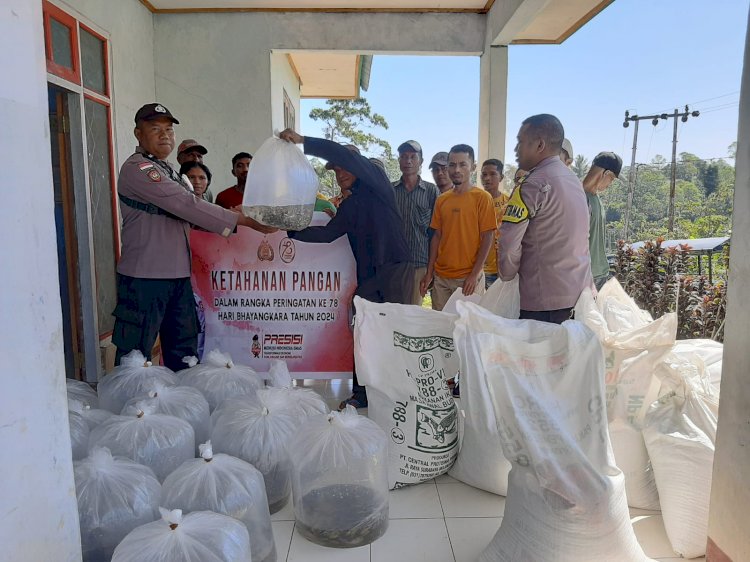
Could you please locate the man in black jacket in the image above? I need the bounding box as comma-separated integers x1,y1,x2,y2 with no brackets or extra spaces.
279,128,413,408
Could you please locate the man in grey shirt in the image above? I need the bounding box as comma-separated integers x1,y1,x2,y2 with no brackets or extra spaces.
499,114,592,324
392,140,439,305
582,151,622,290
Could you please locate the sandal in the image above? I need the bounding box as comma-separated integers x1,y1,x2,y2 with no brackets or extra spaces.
338,396,368,410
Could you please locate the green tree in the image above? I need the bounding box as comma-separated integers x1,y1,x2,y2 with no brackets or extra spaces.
728,141,737,159
572,154,590,179
308,97,395,196
309,98,391,155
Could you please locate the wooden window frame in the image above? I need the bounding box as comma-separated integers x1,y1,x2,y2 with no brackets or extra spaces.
79,23,110,97
43,0,80,85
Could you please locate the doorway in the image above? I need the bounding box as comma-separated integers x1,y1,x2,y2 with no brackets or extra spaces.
49,84,84,380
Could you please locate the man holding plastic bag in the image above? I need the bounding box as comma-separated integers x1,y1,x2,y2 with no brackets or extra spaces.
278,128,413,408
113,103,276,371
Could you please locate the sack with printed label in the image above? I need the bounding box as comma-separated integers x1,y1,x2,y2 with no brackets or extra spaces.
179,350,262,412
75,447,160,562
643,354,718,559
575,280,676,510
267,359,329,418
288,406,389,548
88,401,194,482
98,350,179,414
67,378,99,409
353,296,459,489
449,277,518,495
453,302,651,562
211,389,298,513
112,508,251,562
122,382,210,455
162,441,276,562
242,135,320,230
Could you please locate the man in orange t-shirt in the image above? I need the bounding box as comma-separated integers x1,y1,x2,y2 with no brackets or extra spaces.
419,144,497,311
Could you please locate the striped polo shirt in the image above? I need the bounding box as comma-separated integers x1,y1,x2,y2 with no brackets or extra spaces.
392,176,440,267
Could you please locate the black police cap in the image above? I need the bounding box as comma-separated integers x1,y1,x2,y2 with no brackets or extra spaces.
134,103,180,125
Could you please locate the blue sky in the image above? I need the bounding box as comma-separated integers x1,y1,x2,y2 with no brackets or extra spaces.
302,0,749,171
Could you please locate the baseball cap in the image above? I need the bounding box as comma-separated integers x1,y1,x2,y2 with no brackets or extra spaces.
134,103,179,124
593,151,623,178
561,138,574,160
429,151,449,169
325,144,361,170
397,140,422,156
177,139,207,156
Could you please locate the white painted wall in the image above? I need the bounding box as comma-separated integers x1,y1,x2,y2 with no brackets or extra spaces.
153,11,484,189
0,1,81,560
708,7,750,560
270,51,301,134
55,0,156,169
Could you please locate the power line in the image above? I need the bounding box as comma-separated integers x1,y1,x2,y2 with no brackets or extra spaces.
622,106,700,237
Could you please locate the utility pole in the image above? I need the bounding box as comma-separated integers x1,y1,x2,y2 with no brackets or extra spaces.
622,105,699,239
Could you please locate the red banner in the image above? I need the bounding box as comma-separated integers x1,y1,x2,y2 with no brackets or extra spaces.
190,213,356,377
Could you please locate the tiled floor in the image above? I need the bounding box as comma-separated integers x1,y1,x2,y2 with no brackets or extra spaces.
276,379,706,562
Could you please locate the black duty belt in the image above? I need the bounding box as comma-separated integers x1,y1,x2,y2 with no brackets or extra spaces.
118,193,178,219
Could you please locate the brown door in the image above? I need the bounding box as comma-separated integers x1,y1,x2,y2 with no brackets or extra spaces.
49,84,84,380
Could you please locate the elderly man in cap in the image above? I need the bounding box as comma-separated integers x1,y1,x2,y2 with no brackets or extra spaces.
113,103,275,371
392,140,439,305
583,151,623,290
429,151,453,194
278,127,412,409
176,138,208,166
498,114,591,324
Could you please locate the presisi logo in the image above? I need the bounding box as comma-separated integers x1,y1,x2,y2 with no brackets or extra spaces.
263,334,303,345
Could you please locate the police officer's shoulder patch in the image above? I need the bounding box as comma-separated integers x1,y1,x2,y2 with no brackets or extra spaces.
147,168,161,182
502,184,529,224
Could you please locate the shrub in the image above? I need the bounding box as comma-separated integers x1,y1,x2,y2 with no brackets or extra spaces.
614,238,727,341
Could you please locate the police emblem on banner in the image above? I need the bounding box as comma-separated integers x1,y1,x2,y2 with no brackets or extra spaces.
258,238,274,261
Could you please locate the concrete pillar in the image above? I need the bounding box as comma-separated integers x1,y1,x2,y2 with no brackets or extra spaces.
0,1,82,560
707,7,750,562
478,45,509,166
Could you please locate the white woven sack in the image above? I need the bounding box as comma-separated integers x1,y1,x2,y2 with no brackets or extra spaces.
443,274,520,317
575,280,676,509
454,302,651,562
353,296,459,489
112,508,251,562
643,355,718,559
449,277,519,494
671,339,723,392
